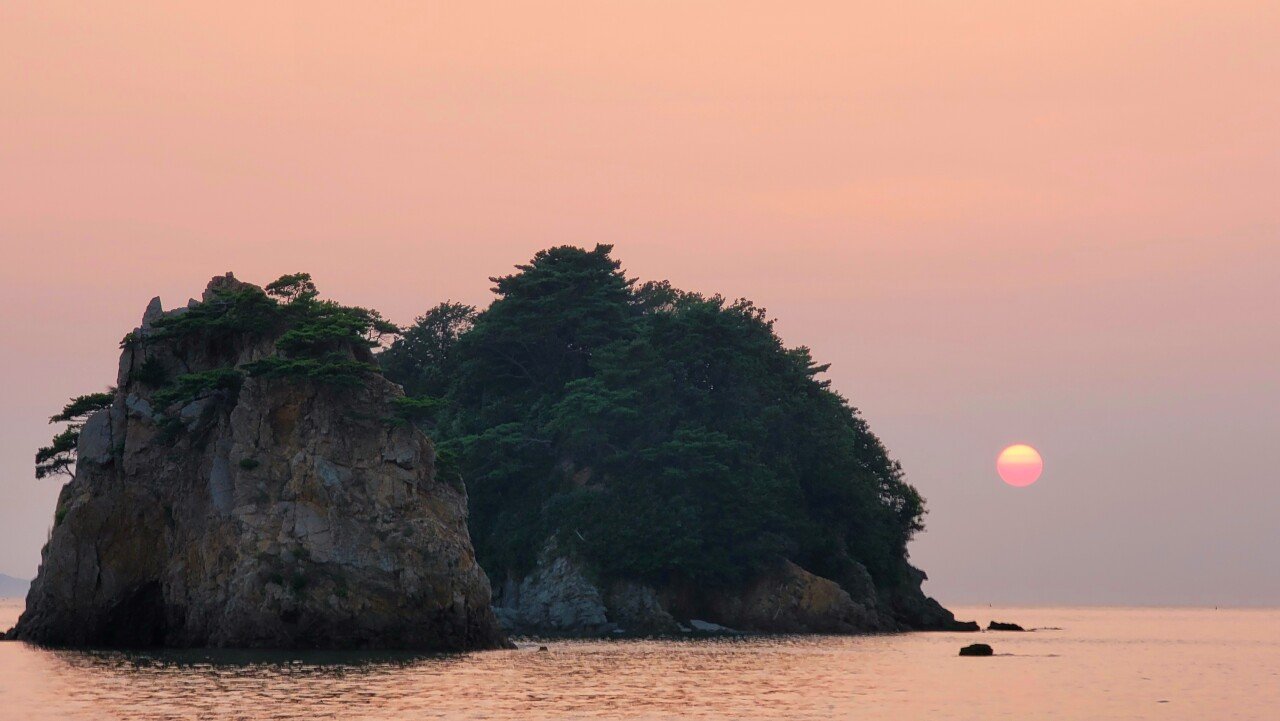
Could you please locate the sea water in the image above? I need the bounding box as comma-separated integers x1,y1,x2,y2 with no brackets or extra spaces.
1,601,1275,719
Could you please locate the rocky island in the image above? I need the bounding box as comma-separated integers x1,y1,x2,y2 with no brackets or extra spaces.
379,245,976,636
10,248,974,648
12,274,508,650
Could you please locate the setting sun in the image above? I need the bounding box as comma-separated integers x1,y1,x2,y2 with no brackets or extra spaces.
997,444,1043,487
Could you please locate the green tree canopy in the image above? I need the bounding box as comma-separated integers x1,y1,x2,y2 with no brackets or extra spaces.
382,245,926,591
378,301,476,398
35,391,113,479
43,273,403,476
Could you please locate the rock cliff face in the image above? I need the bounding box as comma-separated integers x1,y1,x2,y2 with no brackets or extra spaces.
13,275,508,650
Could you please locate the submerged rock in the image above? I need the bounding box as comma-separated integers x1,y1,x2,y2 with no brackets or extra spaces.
959,643,994,656
14,276,509,651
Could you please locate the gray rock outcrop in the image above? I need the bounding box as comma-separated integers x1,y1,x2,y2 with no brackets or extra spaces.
491,545,685,637
492,548,616,635
13,275,509,650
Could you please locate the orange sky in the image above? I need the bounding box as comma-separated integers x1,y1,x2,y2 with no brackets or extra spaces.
2,2,1278,603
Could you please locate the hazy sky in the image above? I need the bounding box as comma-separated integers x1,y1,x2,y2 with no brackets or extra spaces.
2,2,1277,605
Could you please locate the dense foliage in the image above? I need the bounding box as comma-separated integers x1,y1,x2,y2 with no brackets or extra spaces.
382,245,925,590
39,274,400,477
142,273,398,409
379,302,476,398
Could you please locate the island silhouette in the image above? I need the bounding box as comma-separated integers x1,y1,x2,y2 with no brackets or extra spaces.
9,246,974,648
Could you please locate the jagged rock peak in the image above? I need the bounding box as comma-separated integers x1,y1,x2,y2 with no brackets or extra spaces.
141,296,164,326
202,271,253,301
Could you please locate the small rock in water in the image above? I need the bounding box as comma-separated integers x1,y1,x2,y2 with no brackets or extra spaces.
987,621,1026,631
538,646,549,652
959,643,994,656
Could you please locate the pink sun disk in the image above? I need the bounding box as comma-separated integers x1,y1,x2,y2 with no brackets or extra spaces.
997,444,1043,487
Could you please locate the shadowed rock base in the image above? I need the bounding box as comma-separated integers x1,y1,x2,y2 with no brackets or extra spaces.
494,543,978,637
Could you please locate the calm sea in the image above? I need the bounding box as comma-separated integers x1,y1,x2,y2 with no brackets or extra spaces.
0,601,1275,720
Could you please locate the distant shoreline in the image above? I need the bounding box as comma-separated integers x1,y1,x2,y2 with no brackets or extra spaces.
0,573,30,600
